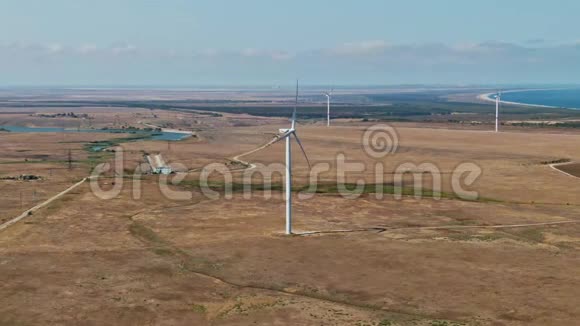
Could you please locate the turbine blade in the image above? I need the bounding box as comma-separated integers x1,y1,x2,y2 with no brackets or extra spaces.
295,80,299,106
292,131,311,169
292,80,298,129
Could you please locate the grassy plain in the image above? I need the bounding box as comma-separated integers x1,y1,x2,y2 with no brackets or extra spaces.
1,89,579,325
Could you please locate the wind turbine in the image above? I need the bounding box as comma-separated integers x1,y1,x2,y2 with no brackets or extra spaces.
495,90,501,132
271,80,311,234
323,88,333,127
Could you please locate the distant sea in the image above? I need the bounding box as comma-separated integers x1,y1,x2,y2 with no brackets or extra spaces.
499,89,580,109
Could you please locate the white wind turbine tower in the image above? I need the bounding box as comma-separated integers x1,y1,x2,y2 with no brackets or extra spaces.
323,87,333,127
495,90,501,132
271,80,311,234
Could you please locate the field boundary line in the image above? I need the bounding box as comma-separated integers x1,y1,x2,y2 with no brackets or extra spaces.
297,220,579,236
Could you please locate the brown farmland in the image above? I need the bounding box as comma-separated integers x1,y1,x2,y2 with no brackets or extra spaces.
1,101,580,326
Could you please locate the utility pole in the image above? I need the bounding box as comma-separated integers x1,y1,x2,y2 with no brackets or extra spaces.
326,94,331,127
68,149,73,170
495,91,501,133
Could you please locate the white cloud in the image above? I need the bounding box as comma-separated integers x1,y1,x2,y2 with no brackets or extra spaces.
2,40,580,85
241,48,261,57
270,51,294,61
329,40,389,56
110,43,137,55
77,44,98,55
45,43,64,54
525,38,548,45
197,48,219,57
239,48,294,61
1,40,578,65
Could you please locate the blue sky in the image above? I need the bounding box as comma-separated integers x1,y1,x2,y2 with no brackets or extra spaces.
1,0,580,86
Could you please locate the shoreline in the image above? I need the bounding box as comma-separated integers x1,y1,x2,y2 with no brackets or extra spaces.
141,122,194,137
477,88,579,110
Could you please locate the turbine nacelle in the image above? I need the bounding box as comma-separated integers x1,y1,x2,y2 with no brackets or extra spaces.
274,127,310,168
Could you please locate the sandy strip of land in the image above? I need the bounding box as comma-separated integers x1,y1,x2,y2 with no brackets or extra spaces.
477,88,570,109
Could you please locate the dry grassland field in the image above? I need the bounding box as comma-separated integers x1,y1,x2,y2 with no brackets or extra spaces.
1,90,579,326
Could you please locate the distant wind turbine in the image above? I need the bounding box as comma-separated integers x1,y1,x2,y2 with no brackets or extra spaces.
495,91,501,132
271,80,311,234
323,88,333,127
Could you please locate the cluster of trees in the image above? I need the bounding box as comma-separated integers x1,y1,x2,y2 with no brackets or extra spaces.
33,112,90,119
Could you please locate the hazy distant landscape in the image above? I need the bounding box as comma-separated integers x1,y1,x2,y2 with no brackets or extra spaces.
3,86,580,126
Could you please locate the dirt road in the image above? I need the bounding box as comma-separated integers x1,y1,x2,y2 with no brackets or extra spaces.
0,177,88,231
